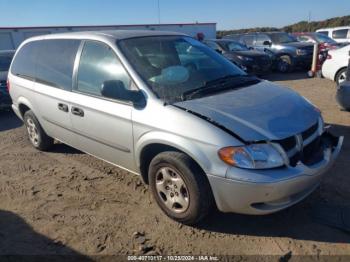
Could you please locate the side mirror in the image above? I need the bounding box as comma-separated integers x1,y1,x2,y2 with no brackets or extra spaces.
101,80,146,108
216,49,223,54
263,40,272,46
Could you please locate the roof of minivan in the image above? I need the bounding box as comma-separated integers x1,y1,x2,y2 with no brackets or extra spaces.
31,30,186,41
316,26,350,31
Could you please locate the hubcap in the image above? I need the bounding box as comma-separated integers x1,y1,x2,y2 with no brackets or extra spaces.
26,118,39,146
155,167,189,213
338,72,347,84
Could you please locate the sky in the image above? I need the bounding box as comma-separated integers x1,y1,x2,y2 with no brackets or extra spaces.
0,0,349,30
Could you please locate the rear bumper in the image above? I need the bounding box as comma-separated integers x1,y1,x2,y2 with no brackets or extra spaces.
207,133,343,215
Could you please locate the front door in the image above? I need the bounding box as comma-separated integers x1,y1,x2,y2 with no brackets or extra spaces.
70,40,136,172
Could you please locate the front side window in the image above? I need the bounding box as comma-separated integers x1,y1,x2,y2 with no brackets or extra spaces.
256,34,271,45
76,41,131,97
332,29,349,39
241,35,255,46
269,33,297,44
225,41,249,51
36,39,80,90
119,36,247,103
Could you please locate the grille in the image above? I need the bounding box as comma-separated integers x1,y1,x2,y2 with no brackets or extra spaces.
274,122,322,166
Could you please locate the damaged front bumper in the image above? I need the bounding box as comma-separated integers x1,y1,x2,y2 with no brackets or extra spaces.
207,132,343,215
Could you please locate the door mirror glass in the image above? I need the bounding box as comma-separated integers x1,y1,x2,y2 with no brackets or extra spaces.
263,40,272,46
101,80,146,107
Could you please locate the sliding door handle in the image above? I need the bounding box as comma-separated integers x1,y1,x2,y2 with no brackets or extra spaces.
71,107,84,117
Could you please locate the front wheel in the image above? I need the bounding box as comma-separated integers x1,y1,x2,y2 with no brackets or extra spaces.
336,68,347,86
277,55,293,73
148,151,214,225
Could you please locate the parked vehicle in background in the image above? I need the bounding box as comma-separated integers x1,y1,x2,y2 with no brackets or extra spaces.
0,50,15,109
9,31,343,225
224,32,314,73
316,26,350,44
322,44,350,85
292,32,342,51
203,39,272,75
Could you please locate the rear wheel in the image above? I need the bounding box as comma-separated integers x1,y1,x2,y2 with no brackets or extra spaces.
336,68,347,85
148,151,213,225
277,55,293,73
24,110,53,151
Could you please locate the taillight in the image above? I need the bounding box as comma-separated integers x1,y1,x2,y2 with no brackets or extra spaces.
6,78,10,93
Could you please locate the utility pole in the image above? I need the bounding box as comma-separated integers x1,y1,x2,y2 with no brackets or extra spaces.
308,11,311,32
157,0,161,24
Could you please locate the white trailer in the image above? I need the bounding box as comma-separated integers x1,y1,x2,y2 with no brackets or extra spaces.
0,23,216,50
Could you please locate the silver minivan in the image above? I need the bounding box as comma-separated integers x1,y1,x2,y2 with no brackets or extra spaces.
8,31,343,225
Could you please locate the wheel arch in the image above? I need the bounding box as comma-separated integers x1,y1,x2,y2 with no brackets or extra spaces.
136,133,212,184
334,66,348,82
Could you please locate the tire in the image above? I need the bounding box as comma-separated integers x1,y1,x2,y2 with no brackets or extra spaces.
148,151,214,225
336,68,347,86
277,55,293,73
23,110,54,151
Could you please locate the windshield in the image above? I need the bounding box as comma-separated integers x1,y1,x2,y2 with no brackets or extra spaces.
269,33,297,44
0,54,14,71
118,36,246,103
225,41,249,51
314,33,337,44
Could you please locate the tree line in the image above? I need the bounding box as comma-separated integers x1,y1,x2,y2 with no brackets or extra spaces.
217,15,350,38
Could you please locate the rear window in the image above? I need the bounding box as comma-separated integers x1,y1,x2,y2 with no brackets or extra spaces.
36,39,80,90
332,29,349,39
11,39,80,91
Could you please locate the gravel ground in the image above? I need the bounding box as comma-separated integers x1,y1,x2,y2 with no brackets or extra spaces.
0,73,349,259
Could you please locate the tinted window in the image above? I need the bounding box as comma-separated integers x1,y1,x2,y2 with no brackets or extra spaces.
36,39,80,90
0,53,14,71
76,41,131,97
269,33,296,44
332,29,349,39
256,34,271,45
11,41,39,79
205,41,222,51
241,35,255,46
317,31,329,36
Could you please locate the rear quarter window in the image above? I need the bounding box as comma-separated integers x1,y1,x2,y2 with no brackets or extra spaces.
332,29,349,39
11,41,39,79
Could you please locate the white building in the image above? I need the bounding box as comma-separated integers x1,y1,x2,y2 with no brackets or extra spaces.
0,22,217,50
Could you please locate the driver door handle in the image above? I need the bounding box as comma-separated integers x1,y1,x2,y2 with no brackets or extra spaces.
71,107,84,117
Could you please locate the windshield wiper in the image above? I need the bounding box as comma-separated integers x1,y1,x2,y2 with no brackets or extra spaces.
181,74,259,101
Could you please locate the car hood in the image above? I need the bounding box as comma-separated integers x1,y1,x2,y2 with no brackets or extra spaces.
175,81,320,142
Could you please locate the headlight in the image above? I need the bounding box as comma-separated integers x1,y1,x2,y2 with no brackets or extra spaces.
296,49,308,56
218,143,285,169
237,55,254,61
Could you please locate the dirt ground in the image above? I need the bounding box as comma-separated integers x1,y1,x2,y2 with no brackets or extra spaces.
0,72,349,259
